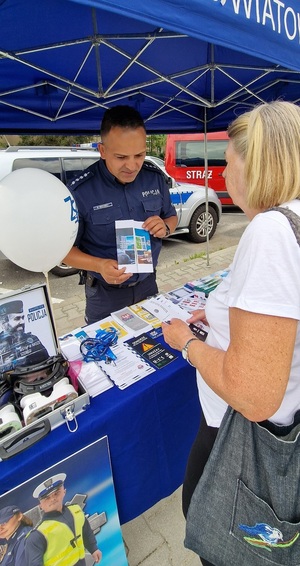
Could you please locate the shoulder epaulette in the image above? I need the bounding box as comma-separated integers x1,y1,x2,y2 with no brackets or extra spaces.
68,169,94,190
142,161,165,175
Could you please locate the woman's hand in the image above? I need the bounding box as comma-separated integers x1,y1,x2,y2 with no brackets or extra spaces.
186,309,209,326
162,318,194,352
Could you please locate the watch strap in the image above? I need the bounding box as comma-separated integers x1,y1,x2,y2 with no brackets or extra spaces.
164,223,171,237
182,337,198,366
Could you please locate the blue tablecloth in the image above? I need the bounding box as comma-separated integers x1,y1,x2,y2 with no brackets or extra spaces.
0,346,201,524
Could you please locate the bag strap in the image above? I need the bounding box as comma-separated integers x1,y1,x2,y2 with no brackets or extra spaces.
267,206,300,246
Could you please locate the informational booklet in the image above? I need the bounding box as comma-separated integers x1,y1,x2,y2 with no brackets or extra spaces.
184,269,229,294
115,219,153,273
97,341,155,389
141,294,190,324
142,294,209,342
129,301,162,329
83,316,135,343
164,285,194,304
125,334,177,369
76,361,114,396
111,306,153,336
166,288,206,311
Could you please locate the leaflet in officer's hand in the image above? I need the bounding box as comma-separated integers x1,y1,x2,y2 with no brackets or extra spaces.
115,219,153,273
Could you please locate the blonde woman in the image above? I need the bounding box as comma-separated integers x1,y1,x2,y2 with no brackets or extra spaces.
162,101,300,566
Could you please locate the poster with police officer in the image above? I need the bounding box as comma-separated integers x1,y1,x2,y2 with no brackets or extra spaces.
0,284,57,372
0,435,128,566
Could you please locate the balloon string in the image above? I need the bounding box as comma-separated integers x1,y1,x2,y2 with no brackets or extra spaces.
43,271,62,354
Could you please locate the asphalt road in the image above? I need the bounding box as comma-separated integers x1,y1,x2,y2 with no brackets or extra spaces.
0,210,249,300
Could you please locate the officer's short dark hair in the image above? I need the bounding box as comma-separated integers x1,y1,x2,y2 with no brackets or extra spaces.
101,105,146,138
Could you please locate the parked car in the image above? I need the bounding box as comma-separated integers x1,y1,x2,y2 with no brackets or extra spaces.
0,147,222,275
146,155,222,243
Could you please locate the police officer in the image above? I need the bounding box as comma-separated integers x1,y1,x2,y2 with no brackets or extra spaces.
0,505,33,566
0,300,49,369
63,105,178,324
24,473,102,566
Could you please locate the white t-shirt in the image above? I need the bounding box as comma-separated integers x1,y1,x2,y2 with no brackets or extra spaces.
197,200,300,427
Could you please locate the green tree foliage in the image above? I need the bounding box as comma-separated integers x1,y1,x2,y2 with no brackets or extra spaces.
18,135,94,146
146,134,166,158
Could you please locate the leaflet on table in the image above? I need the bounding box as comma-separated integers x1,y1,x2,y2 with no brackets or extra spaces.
59,332,84,362
83,317,135,343
71,360,114,397
184,269,229,294
129,301,162,328
111,307,153,336
115,219,153,273
164,285,194,303
59,316,135,355
141,295,190,323
125,334,177,369
97,341,155,389
166,288,206,312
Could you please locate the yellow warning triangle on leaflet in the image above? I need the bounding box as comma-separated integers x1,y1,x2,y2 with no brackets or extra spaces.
142,342,153,352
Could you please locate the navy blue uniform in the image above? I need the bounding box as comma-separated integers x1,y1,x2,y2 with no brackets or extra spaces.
68,159,176,323
0,524,32,566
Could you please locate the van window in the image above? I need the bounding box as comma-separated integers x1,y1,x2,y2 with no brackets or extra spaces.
165,132,232,205
63,157,98,183
11,155,99,184
12,157,62,179
175,140,227,168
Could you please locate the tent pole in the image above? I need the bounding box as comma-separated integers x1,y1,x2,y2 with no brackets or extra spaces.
204,108,210,266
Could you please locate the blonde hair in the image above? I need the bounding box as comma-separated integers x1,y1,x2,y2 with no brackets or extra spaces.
228,101,300,209
20,514,33,527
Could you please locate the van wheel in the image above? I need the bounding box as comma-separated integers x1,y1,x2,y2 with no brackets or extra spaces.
189,205,218,243
50,264,79,277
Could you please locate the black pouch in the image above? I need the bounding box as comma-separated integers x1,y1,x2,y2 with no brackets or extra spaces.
86,273,97,287
78,269,87,285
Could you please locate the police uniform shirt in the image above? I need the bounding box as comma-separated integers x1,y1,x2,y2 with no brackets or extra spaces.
24,505,97,566
68,159,176,284
0,524,32,566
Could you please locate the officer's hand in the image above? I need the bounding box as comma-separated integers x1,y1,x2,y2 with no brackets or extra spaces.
95,258,133,285
143,215,168,238
92,549,102,562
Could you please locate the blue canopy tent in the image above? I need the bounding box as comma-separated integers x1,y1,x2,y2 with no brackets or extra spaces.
1,0,300,133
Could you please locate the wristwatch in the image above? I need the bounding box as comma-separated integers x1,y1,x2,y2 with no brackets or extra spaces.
164,223,171,237
182,338,198,366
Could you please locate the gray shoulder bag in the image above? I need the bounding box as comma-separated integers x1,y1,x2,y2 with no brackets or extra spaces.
185,207,300,566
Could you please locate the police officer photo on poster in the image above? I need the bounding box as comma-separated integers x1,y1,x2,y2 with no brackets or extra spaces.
0,435,128,566
0,285,57,372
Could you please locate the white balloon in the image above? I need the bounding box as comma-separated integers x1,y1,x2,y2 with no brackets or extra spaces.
0,168,78,272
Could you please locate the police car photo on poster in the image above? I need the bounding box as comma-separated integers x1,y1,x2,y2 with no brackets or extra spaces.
0,435,128,566
0,284,57,372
